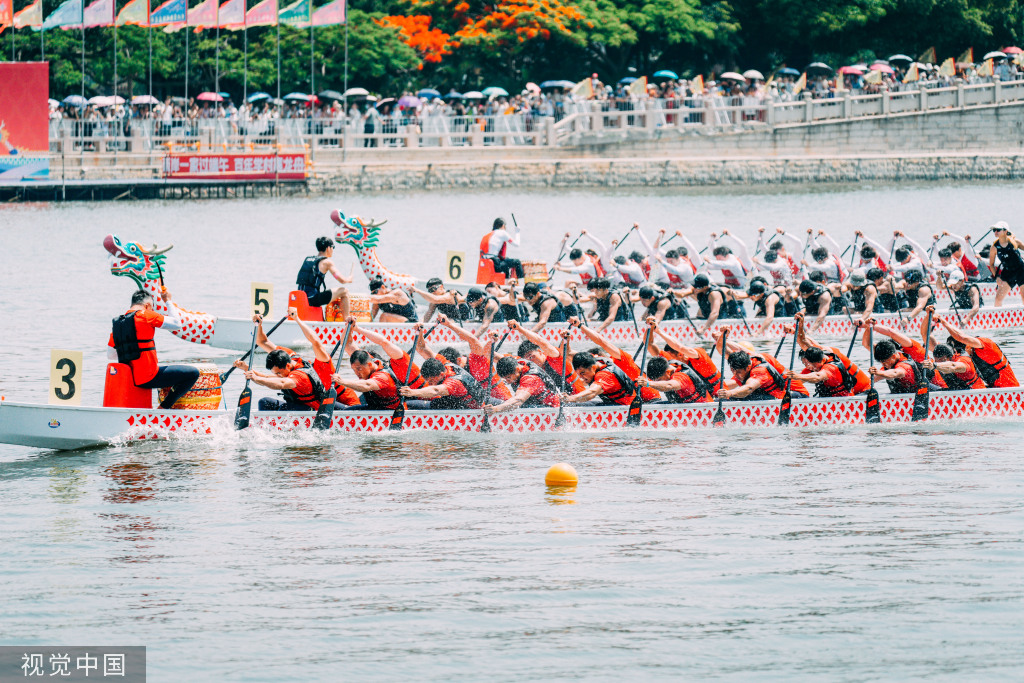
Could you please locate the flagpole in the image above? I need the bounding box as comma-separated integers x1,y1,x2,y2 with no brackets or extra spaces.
342,0,347,103
147,0,152,102
80,26,85,98
185,27,189,104
242,10,247,103
275,17,280,101
309,14,314,97
214,0,220,107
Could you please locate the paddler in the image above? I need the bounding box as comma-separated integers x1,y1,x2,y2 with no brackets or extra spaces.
711,329,809,400
506,319,585,393
637,285,684,323
898,269,935,322
413,278,470,323
521,282,574,329
553,240,605,287
794,312,870,394
296,236,352,318
637,356,712,403
867,339,922,394
567,316,660,402
921,344,986,391
464,287,505,333
561,351,638,406
987,221,1024,307
480,217,525,280
687,274,733,335
485,356,562,414
368,278,418,323
428,315,513,401
797,279,832,332
331,321,429,410
934,314,1019,388
398,357,486,410
234,309,360,409
646,319,724,393
108,289,199,409
583,278,630,331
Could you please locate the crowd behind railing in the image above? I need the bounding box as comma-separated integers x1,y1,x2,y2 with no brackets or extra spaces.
46,54,1024,152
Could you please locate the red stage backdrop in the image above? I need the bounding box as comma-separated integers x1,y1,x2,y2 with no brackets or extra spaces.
0,62,49,181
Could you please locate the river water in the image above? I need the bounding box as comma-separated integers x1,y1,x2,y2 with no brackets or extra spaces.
2,183,1024,680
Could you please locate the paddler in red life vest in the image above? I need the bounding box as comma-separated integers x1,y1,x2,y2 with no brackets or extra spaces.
506,319,586,394
480,217,525,280
428,315,514,401
859,315,940,390
638,356,712,404
933,314,1019,388
645,319,724,393
560,351,638,406
108,289,200,409
233,309,360,410
398,358,486,410
296,236,353,318
716,349,808,401
485,356,562,414
794,312,871,394
921,343,986,391
331,321,429,410
785,346,854,397
868,339,921,394
567,316,660,402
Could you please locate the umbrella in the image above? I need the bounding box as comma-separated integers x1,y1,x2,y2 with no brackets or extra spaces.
806,62,834,75
218,91,232,100
443,90,464,99
318,89,345,101
888,54,913,65
397,94,422,108
417,88,442,100
618,76,638,84
869,63,895,74
246,91,271,103
131,95,159,105
720,71,747,82
1003,46,1023,55
777,67,801,77
524,82,541,94
48,98,60,108
482,86,509,98
196,92,224,102
375,97,396,108
342,87,369,97
539,80,575,90
742,69,764,81
88,95,125,106
838,66,864,75
652,69,679,79
62,95,87,107
870,59,890,66
462,91,485,99
283,92,312,101
983,50,1007,61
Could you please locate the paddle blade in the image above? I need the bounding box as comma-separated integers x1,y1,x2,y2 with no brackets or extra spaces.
865,387,881,424
554,404,566,429
712,401,726,427
389,403,406,431
234,385,253,430
626,393,643,427
480,412,491,433
778,390,792,426
312,388,337,430
912,385,930,422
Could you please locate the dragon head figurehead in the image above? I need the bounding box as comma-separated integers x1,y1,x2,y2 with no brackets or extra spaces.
104,234,173,288
331,209,386,254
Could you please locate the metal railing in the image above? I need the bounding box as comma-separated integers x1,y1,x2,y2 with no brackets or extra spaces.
46,79,1024,154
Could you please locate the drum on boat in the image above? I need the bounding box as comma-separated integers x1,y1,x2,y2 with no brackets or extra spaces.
522,261,548,285
158,363,222,410
329,294,372,322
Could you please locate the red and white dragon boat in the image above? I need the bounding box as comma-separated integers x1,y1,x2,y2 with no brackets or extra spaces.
2,387,1022,451
104,216,1024,352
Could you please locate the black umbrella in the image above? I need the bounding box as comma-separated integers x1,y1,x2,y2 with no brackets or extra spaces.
806,62,834,76
318,90,345,101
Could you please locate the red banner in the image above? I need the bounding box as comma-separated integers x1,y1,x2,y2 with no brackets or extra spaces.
162,153,308,180
0,62,49,181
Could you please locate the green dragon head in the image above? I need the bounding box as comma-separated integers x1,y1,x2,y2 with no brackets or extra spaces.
330,209,387,253
104,234,173,288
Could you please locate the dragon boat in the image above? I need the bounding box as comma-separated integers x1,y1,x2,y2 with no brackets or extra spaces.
2,387,1022,451
105,227,1024,351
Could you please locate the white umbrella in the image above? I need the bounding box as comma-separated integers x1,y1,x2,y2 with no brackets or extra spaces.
462,91,485,99
48,98,60,109
87,95,125,107
742,69,764,81
131,95,160,105
720,71,748,82
343,87,370,97
983,50,1007,60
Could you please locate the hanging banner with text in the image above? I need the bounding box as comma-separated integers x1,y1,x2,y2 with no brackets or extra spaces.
162,153,308,181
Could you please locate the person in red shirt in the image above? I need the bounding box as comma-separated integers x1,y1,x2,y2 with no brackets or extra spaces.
795,313,871,394
648,322,723,393
480,217,524,279
867,339,919,394
109,289,199,409
716,350,796,401
332,321,428,410
399,358,483,409
787,346,852,397
923,344,986,390
561,352,638,406
638,356,711,403
242,348,328,411
935,315,1018,388
569,316,660,401
427,315,513,401
507,319,586,394
485,357,561,414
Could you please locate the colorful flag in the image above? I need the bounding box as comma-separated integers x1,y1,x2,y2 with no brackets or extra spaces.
571,77,594,98
0,0,13,35
13,0,43,27
976,59,994,77
863,69,882,85
938,57,956,77
187,0,217,28
917,46,936,64
243,0,275,27
148,0,184,25
956,47,973,64
116,0,148,25
278,0,308,27
902,63,919,83
217,0,244,26
311,0,343,26
691,74,704,93
627,76,647,98
41,0,83,30
74,0,115,28
793,72,807,94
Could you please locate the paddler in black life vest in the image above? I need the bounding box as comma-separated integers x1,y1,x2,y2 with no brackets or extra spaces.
398,358,486,410
108,289,200,409
465,287,504,334
841,268,881,321
522,282,573,330
934,249,982,321
867,339,920,394
797,279,833,333
296,236,353,317
368,278,418,323
412,278,470,323
637,285,682,323
687,274,730,336
898,269,935,323
583,278,629,331
987,221,1024,307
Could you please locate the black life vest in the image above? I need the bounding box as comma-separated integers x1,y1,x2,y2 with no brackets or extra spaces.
437,301,472,322
430,364,486,409
939,354,983,390
697,286,730,319
111,311,155,364
533,294,567,323
516,361,561,407
645,292,682,321
593,362,636,405
281,358,328,407
379,298,418,322
995,240,1024,277
969,343,1011,387
905,284,935,309
664,361,710,403
596,293,630,321
801,284,829,316
296,255,326,294
752,290,783,318
954,283,984,310
476,296,506,323
885,354,921,394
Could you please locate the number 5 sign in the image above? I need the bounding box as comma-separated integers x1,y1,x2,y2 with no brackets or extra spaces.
446,251,466,283
251,282,273,318
50,349,83,405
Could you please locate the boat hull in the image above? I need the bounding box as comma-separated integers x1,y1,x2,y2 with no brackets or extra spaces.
206,305,1024,351
4,388,1022,450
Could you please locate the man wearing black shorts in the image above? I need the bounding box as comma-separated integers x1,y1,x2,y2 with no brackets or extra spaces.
295,236,353,316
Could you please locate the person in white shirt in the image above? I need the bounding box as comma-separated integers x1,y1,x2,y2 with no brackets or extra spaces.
939,230,985,281
705,231,752,288
759,227,802,281
479,217,524,279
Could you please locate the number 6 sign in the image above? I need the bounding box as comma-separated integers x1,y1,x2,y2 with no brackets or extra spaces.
50,350,83,405
446,251,466,283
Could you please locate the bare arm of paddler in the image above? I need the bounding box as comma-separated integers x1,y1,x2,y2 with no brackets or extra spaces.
350,322,408,361
906,285,933,321
507,319,560,358
715,374,764,400
859,318,914,352
568,316,624,360
242,368,299,392
434,314,490,356
936,316,986,350
321,258,354,285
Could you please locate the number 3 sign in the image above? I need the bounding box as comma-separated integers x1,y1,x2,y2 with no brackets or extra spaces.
50,349,83,405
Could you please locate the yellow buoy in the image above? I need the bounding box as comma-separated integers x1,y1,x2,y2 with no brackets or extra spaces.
545,462,578,486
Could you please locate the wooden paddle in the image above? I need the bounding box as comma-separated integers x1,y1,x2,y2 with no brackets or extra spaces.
777,332,797,426
388,323,440,431
620,291,640,335
554,334,569,429
937,271,965,326
912,309,933,422
626,324,650,427
219,314,288,386
233,323,259,430
865,325,881,424
712,329,729,427
312,320,354,430
479,330,511,433
888,275,908,330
